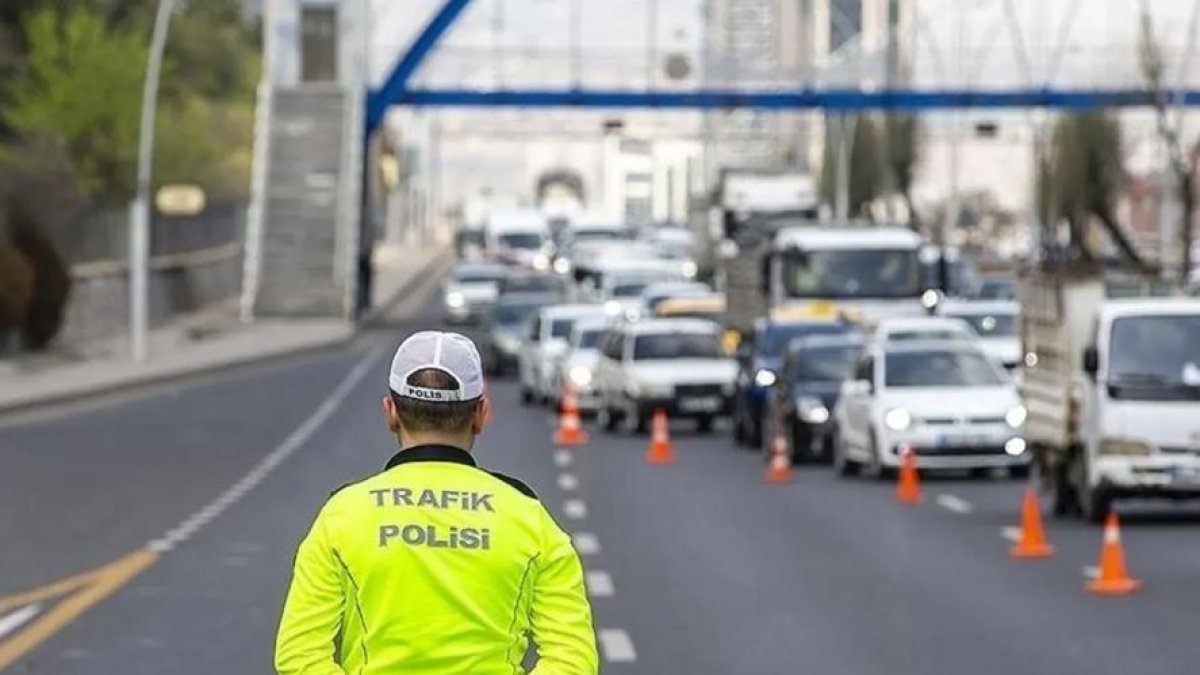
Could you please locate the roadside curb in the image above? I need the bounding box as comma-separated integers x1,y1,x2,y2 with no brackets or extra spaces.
0,244,453,418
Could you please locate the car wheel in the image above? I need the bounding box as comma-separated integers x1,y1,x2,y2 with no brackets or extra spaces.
520,384,533,405
732,399,747,445
747,415,763,449
789,420,810,465
833,432,860,477
696,415,714,434
598,402,620,433
1079,483,1112,525
864,432,895,481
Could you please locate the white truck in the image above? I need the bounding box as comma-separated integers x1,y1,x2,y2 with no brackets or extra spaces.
1020,267,1200,522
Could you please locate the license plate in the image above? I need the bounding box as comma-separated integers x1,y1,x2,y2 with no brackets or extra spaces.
679,397,721,412
936,434,991,447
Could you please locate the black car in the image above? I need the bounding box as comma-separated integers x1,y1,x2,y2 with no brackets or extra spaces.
480,293,559,376
762,333,864,463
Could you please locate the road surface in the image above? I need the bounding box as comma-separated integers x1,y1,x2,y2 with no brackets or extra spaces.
2,288,1199,674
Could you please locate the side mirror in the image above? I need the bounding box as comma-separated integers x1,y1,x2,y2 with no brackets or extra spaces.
1082,346,1099,377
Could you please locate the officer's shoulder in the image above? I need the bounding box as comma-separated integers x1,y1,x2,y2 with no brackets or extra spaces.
485,470,539,500
325,472,380,503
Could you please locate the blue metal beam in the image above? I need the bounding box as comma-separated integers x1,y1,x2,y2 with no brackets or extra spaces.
367,0,474,132
381,86,1200,111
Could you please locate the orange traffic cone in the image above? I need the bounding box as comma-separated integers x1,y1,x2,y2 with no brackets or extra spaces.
765,430,793,483
554,386,588,446
1010,488,1055,558
1086,512,1142,595
894,445,923,505
644,408,676,465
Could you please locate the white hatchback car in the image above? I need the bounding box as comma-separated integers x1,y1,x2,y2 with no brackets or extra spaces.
517,304,607,405
832,341,1029,477
594,319,737,434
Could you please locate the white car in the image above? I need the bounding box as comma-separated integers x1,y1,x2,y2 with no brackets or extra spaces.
869,315,977,345
941,300,1020,369
548,316,615,412
517,304,607,405
594,319,738,434
832,341,1029,476
441,262,508,324
597,264,687,318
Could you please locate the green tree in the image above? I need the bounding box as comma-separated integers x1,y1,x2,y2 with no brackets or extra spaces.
820,115,884,219
4,6,146,203
884,114,921,229
1045,112,1150,270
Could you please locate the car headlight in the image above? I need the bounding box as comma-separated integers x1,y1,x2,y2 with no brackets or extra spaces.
496,334,521,353
604,300,623,316
682,261,698,278
568,366,593,388
445,291,465,309
532,253,550,271
797,396,830,424
553,257,571,274
1099,438,1154,456
1005,404,1027,429
1004,437,1027,456
884,407,912,431
754,369,777,388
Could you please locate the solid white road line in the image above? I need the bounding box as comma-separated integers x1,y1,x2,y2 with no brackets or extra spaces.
0,604,41,640
557,473,579,491
585,571,615,597
147,349,380,553
554,450,573,467
1000,526,1022,544
935,494,975,515
573,533,601,556
598,629,638,663
563,499,588,520
1083,565,1100,579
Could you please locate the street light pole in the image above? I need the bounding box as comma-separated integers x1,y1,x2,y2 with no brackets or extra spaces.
129,0,177,363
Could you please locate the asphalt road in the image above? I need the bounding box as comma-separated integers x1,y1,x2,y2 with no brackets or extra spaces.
3,288,1200,673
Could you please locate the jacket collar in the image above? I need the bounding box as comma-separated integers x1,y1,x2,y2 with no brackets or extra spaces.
385,444,477,470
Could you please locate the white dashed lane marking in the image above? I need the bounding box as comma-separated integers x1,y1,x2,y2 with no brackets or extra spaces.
0,604,41,640
599,629,638,663
935,494,974,515
563,499,588,519
554,450,573,467
1000,526,1022,544
557,473,579,491
573,533,601,556
585,571,615,597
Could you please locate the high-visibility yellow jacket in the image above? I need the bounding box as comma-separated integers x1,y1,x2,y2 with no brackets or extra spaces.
274,444,598,674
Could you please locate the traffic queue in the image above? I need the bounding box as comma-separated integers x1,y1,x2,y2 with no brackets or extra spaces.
449,217,1024,456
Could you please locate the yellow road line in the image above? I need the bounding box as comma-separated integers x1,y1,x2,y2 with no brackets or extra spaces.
0,548,158,671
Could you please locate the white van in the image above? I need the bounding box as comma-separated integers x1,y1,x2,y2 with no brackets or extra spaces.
485,209,551,269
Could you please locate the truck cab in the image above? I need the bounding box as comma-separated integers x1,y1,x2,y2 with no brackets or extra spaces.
1021,269,1200,521
766,226,926,323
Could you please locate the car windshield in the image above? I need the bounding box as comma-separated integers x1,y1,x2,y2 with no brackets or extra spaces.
612,282,649,298
504,276,561,294
977,278,1015,300
498,233,543,249
573,229,628,242
793,344,862,382
550,318,575,339
782,248,920,299
885,350,1005,387
760,323,849,357
949,312,1016,337
886,329,969,343
454,268,506,284
1107,315,1200,401
633,332,723,360
575,329,605,349
491,301,542,326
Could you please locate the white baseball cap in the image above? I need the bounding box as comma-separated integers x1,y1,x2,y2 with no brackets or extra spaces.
389,331,485,402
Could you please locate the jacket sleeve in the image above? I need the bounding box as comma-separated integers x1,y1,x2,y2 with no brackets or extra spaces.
274,506,348,675
528,512,599,675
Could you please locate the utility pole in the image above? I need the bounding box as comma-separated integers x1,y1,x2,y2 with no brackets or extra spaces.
129,0,177,363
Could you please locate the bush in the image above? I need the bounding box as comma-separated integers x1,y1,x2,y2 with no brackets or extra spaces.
0,241,34,340
11,225,70,350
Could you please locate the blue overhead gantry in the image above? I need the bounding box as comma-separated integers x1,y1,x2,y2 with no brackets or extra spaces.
366,0,1200,133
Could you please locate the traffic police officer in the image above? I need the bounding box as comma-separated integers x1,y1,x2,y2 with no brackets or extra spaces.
275,331,598,674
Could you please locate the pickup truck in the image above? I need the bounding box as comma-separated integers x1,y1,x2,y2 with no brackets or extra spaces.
1020,267,1200,522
